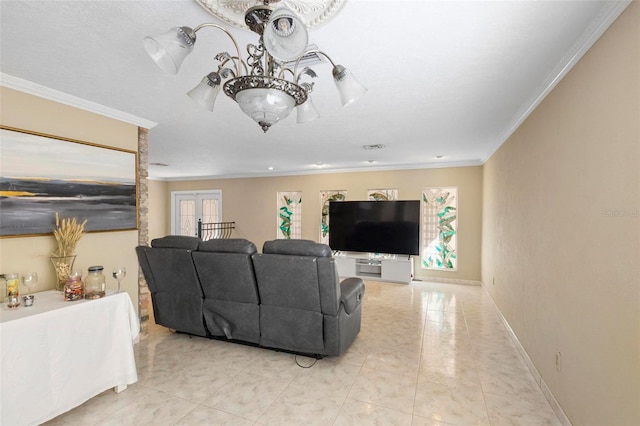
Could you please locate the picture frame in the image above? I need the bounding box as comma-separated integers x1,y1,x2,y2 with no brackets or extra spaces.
0,126,138,237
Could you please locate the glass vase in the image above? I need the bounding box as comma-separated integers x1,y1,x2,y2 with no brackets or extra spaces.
50,255,76,291
4,273,21,309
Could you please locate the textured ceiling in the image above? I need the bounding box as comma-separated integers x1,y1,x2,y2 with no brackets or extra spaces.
0,1,630,180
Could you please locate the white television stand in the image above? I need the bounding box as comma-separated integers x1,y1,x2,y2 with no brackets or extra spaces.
333,252,413,284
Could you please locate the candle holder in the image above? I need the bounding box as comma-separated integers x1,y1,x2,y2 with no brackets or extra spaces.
22,294,35,307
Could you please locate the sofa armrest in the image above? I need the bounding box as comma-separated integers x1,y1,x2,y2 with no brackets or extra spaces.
340,277,365,314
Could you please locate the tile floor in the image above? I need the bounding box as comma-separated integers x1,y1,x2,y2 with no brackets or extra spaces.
46,280,561,425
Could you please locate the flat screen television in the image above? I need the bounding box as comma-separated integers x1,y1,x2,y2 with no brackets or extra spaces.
328,200,420,255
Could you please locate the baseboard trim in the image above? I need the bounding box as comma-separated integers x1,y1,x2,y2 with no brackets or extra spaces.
415,277,482,286
480,283,572,426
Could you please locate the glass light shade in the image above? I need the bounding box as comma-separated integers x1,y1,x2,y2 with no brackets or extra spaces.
235,88,297,132
187,73,221,111
143,27,195,74
263,8,308,63
332,65,367,107
296,97,320,124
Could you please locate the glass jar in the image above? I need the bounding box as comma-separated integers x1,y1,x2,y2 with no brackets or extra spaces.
63,271,84,301
5,273,21,309
85,266,106,299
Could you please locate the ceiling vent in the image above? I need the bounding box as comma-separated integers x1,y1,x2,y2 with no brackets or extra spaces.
363,144,386,150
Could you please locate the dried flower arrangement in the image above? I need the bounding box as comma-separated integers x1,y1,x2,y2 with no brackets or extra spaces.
50,213,87,290
52,213,87,257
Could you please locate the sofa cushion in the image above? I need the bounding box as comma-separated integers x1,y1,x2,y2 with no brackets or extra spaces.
203,299,260,343
192,252,259,303
151,235,201,250
262,239,331,257
260,305,324,354
198,238,257,254
152,292,207,337
136,241,207,338
252,254,321,311
143,247,202,297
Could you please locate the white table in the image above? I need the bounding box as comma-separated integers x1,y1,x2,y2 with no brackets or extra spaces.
0,290,139,425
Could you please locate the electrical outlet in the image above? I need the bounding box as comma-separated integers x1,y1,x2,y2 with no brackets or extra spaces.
555,350,562,372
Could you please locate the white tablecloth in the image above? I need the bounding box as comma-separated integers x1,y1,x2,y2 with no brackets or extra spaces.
0,290,139,425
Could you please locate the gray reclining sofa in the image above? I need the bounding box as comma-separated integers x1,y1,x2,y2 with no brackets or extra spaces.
136,236,365,357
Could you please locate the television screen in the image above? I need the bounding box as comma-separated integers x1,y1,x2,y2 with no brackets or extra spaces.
328,200,420,255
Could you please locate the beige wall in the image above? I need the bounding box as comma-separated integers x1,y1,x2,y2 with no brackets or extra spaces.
0,87,140,309
481,3,639,425
148,178,169,241
162,166,483,282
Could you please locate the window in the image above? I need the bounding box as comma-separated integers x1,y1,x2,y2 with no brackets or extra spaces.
421,187,457,270
277,191,302,239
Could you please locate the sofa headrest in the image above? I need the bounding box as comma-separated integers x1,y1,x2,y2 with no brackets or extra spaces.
198,238,257,254
151,235,201,250
262,239,332,257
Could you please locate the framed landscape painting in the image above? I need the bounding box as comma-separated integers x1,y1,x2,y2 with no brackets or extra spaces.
0,126,138,237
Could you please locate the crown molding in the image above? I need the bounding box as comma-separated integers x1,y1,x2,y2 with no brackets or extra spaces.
481,0,632,163
152,159,484,181
0,73,157,129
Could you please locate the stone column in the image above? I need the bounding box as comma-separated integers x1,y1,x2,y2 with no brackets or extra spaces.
137,127,151,336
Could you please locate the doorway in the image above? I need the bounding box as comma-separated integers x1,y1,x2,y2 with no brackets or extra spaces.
171,190,222,236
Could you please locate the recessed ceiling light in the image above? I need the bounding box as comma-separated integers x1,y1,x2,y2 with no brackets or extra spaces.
149,162,169,167
435,155,444,159
367,160,376,164
268,166,274,171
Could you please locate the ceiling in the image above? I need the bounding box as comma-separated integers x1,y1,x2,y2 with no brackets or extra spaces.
0,1,630,180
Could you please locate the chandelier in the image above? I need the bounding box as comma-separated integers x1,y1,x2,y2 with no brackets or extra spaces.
144,0,366,132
